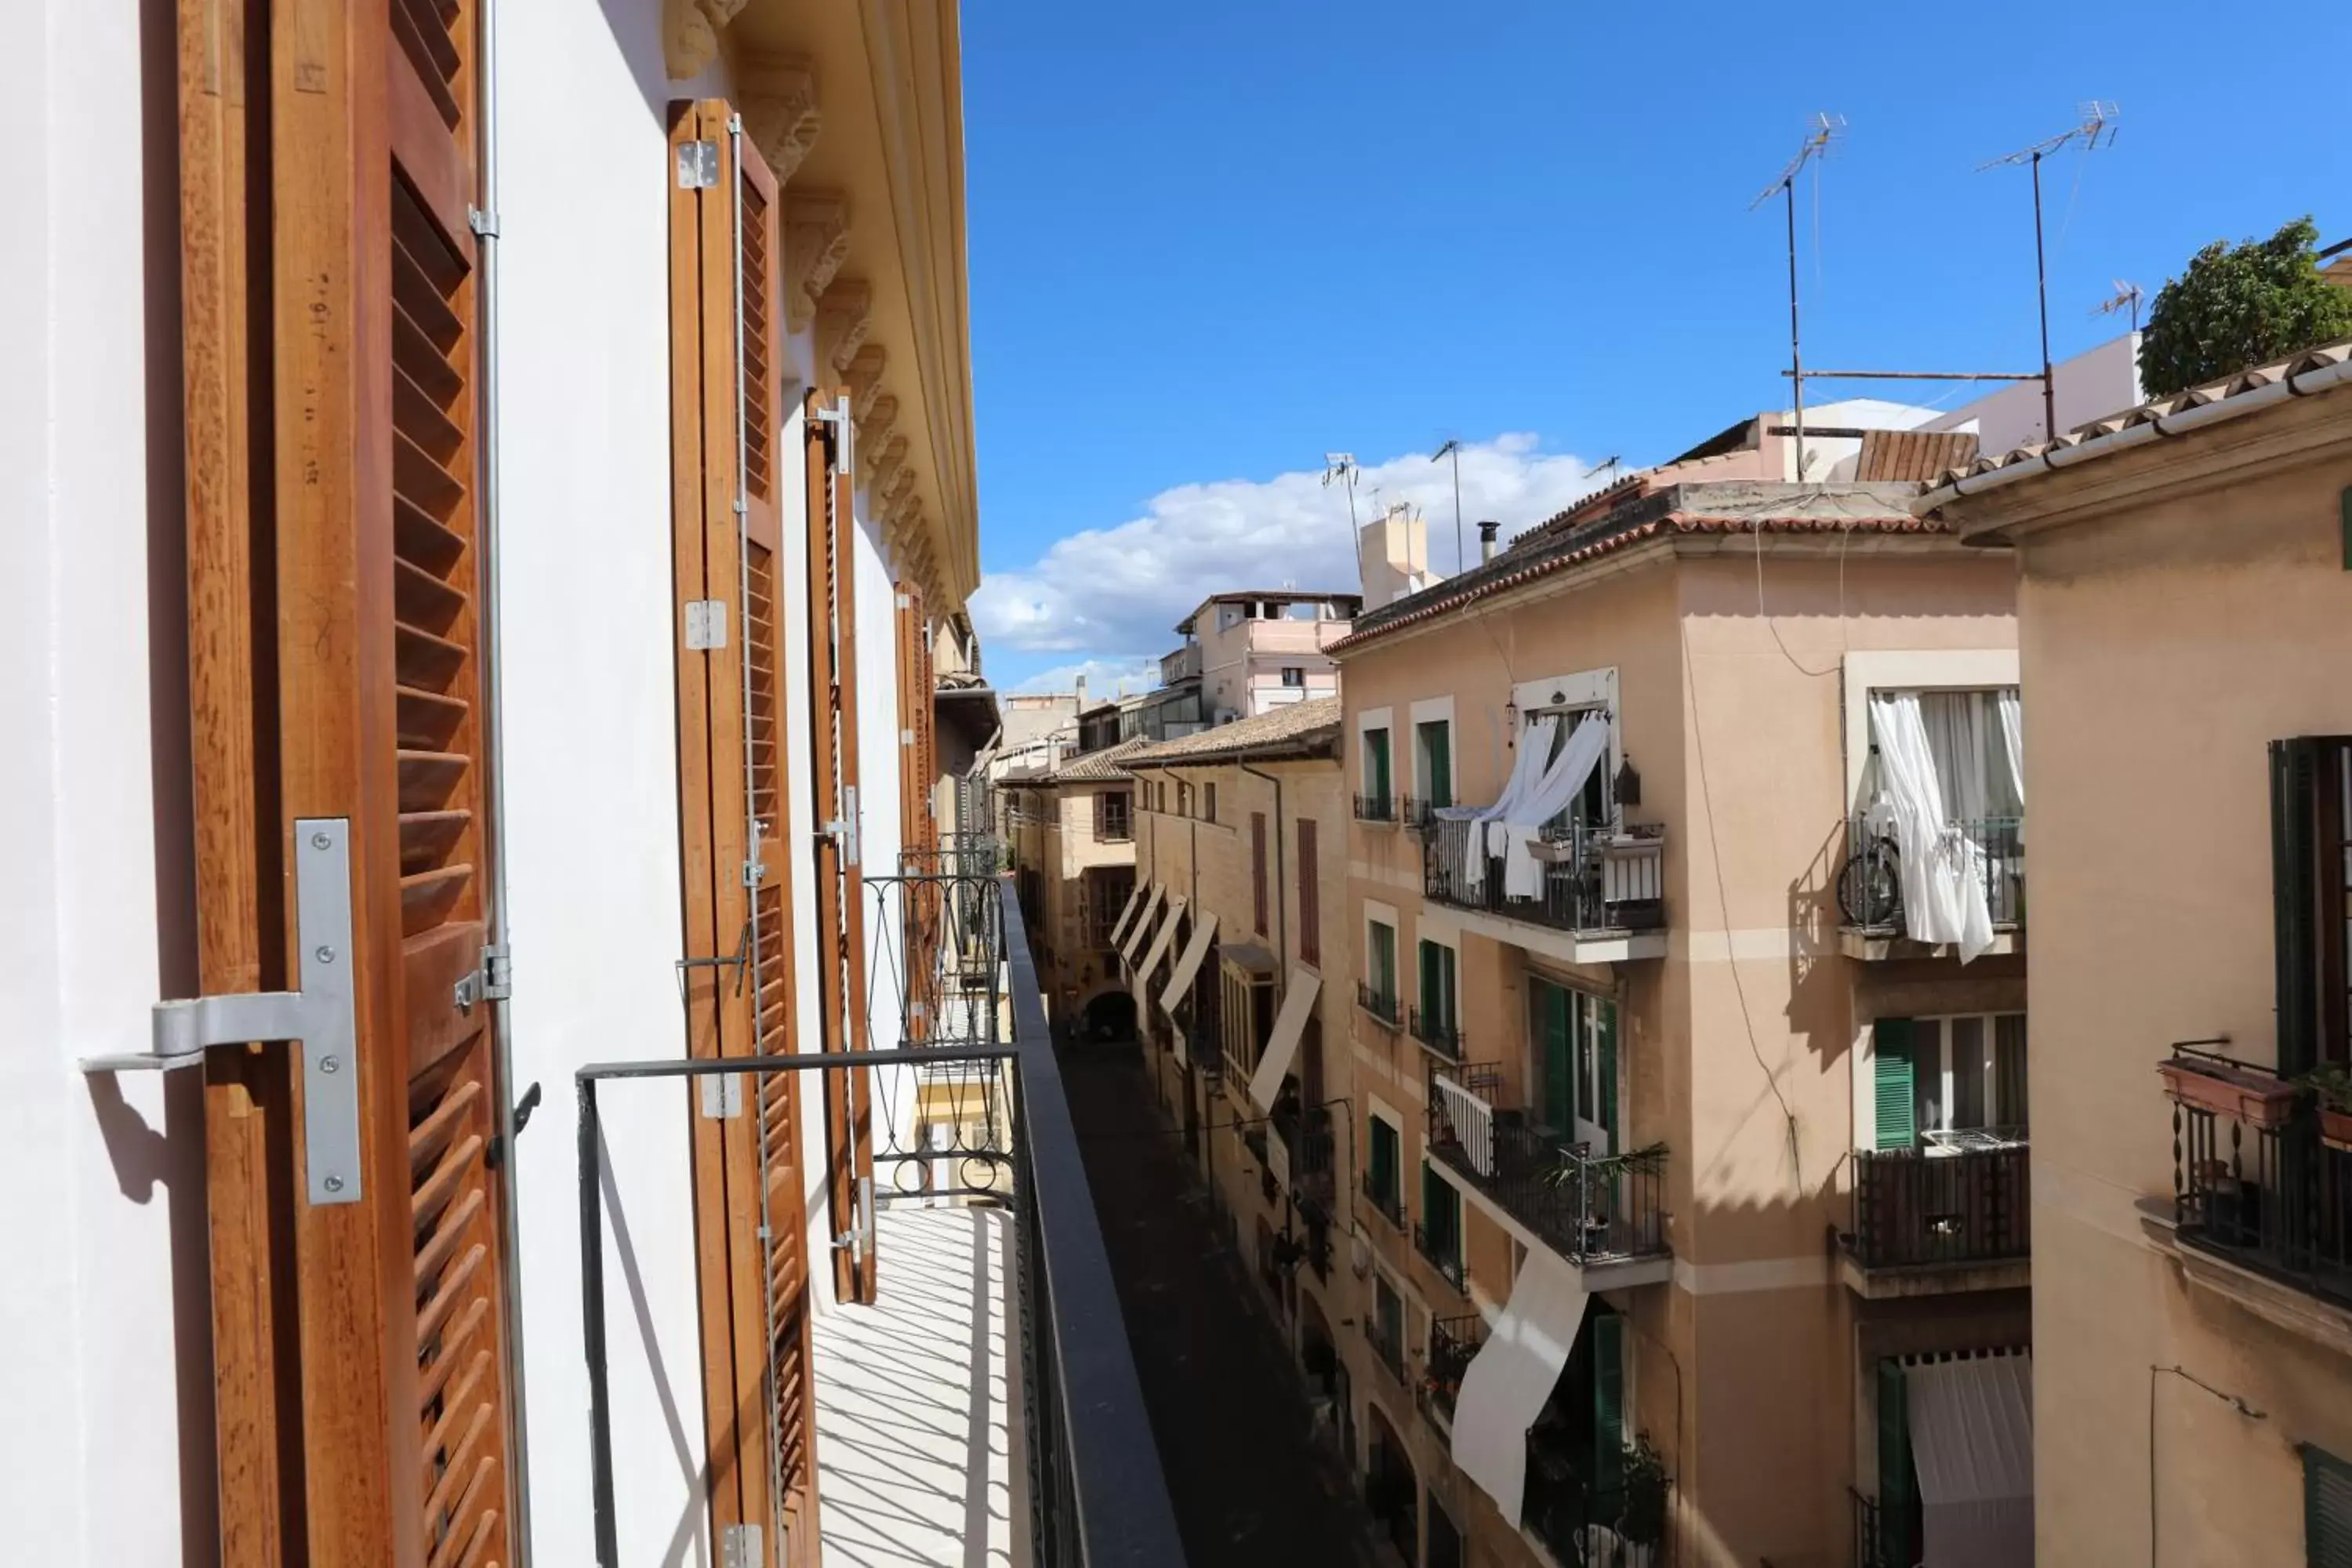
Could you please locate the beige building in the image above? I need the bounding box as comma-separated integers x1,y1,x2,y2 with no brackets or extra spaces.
1329,433,2033,1568
1164,590,1363,724
1924,339,2352,1568
1004,735,1145,1033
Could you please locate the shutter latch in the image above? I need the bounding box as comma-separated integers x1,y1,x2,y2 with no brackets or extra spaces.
455,942,513,1013
84,818,362,1207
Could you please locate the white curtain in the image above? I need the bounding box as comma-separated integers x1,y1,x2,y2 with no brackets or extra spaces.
1450,1247,1590,1523
1457,713,1610,898
1994,687,2025,814
1452,714,1559,892
1922,693,1989,826
1870,694,1994,962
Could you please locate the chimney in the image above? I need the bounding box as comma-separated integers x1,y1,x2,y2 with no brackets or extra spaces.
1477,520,1501,564
1074,674,1087,711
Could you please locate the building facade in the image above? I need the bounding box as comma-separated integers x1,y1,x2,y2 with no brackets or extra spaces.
1927,340,2352,1568
1005,737,1145,1036
1330,445,2032,1567
1171,590,1362,724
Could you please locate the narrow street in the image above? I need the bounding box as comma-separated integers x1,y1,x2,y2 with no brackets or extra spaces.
1059,1041,1387,1568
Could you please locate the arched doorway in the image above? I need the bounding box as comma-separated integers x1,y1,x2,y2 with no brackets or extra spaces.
1078,987,1135,1043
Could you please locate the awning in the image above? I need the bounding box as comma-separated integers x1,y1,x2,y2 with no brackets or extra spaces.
1106,882,1147,949
1247,967,1321,1110
1118,885,1164,963
1220,940,1279,976
1450,1248,1590,1523
1160,912,1221,1017
1137,895,1187,984
1909,1351,2034,1568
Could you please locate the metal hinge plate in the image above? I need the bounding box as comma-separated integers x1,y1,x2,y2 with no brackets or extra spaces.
813,392,855,476
454,942,513,1012
677,140,720,189
720,1524,762,1568
90,819,361,1206
468,206,500,238
699,1072,742,1120
685,600,728,651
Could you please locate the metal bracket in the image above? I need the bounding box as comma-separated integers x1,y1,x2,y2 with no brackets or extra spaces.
699,1072,742,1120
813,392,855,477
89,819,361,1207
684,599,728,651
720,1523,762,1568
454,941,513,1014
832,1175,876,1260
467,206,501,239
676,140,720,190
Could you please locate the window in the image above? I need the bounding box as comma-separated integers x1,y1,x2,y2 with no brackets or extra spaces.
1202,781,1217,822
1862,688,2025,826
1085,869,1134,951
1418,939,1457,1034
1178,781,1192,818
1416,719,1454,810
1280,666,1305,688
2272,737,2351,1076
1250,812,1269,935
1367,1114,1403,1223
1530,978,1618,1153
1297,818,1320,964
1532,706,1610,833
1221,964,1276,1080
1366,920,1398,1015
1420,1162,1463,1285
1363,728,1392,812
1373,1272,1406,1373
1096,789,1132,842
1300,1016,1324,1107
1871,1014,2028,1151
2307,1444,2352,1566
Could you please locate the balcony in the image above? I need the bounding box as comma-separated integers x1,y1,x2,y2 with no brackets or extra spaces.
1840,1138,2032,1296
1399,797,1436,833
1360,1169,1406,1231
1270,1102,1336,1212
1414,1221,1467,1293
1409,1005,1463,1063
1357,980,1403,1031
1427,1063,1671,1286
1524,1431,1669,1568
1353,791,1398,826
2156,1045,2352,1340
1419,1312,1486,1430
1852,1488,1892,1568
1423,815,1667,964
1837,814,2024,960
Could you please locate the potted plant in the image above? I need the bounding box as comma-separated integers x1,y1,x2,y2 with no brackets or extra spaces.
2303,1065,2352,1152
1610,1436,1670,1549
2158,1051,2303,1131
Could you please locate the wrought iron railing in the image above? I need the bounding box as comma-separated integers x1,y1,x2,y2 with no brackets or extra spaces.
1353,791,1397,824
1524,1436,1669,1567
1427,1065,1668,1266
1838,814,2024,935
1410,1005,1463,1061
2165,1044,2352,1308
1850,1487,1891,1568
1421,1312,1485,1428
1423,815,1666,936
1415,1221,1466,1292
1360,1169,1406,1231
1363,1308,1406,1382
1356,980,1402,1029
1846,1141,2031,1269
1271,1103,1336,1207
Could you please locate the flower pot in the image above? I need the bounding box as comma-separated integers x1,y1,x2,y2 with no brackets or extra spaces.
2158,1057,2301,1131
2321,1104,2352,1153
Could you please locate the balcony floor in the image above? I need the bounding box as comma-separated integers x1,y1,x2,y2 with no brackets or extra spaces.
813,1204,1024,1567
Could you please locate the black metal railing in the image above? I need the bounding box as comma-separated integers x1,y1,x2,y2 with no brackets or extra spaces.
2166,1045,2352,1308
1421,1312,1485,1427
1356,980,1402,1029
1838,814,2024,935
1363,1309,1406,1382
576,877,1184,1568
1423,815,1667,937
1353,791,1397,824
1361,1169,1406,1230
1426,1073,1669,1267
1402,797,1439,833
1525,1438,1670,1567
1410,1005,1463,1062
1415,1221,1466,1292
1846,1141,2031,1269
1851,1488,1890,1568
1272,1103,1336,1204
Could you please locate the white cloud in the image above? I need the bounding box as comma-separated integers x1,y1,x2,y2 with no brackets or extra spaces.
971,434,1601,661
1008,656,1160,698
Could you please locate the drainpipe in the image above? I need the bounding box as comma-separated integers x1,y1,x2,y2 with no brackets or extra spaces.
471,0,534,1556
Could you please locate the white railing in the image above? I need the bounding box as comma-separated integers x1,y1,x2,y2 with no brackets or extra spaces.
1432,1072,1496,1179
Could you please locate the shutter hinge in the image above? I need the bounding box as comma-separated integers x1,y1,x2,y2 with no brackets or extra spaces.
813,393,855,476
677,140,720,189
88,819,361,1207
468,206,501,239
733,495,748,518
684,600,728,650
901,728,915,746
720,1524,762,1568
895,591,911,611
700,1072,743,1120
456,942,514,1012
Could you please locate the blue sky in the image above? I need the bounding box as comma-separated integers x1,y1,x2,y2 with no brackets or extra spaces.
961,2,2346,692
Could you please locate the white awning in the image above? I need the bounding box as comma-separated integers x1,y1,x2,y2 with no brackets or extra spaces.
1247,967,1321,1110
1106,881,1147,948
1909,1351,2034,1568
1136,895,1187,984
1450,1248,1589,1522
1118,885,1163,963
1159,912,1221,1017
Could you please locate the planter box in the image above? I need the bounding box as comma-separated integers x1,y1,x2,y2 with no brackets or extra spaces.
2158,1057,2301,1131
2321,1104,2352,1153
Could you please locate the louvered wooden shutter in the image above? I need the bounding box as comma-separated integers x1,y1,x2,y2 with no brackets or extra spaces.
1591,1310,1626,1497
2309,1445,2352,1567
1298,818,1319,964
805,390,880,1305
2273,737,2352,1076
1875,1018,1918,1151
1878,1359,1917,1566
665,101,818,1558
1252,812,1269,935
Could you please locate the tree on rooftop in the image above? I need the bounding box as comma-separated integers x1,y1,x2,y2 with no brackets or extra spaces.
2138,216,2352,397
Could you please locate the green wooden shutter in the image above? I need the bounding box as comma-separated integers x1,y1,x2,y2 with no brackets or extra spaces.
1422,720,1453,808
1371,1118,1398,1206
1597,997,1620,1147
1420,940,1442,1025
1539,982,1573,1134
1368,730,1392,805
1422,1163,1454,1261
2272,739,2321,1076
1440,945,1457,1031
1592,1312,1626,1497
1875,1018,1918,1152
1878,1359,1916,1568
2308,1445,2352,1568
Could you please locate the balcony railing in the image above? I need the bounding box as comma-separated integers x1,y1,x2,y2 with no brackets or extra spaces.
2165,1045,2352,1308
1415,1221,1467,1292
1525,1436,1669,1567
1272,1103,1336,1209
1410,1005,1463,1062
1838,814,2024,936
1846,1139,2031,1270
1353,791,1397,824
1357,981,1402,1029
1363,1310,1406,1381
1851,1488,1892,1568
1423,815,1666,938
1421,1312,1486,1428
1428,1064,1669,1267
1361,1170,1406,1230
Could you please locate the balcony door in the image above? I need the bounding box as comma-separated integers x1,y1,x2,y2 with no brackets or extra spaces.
1534,979,1617,1156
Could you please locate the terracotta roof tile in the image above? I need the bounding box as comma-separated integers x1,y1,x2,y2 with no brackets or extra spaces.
1124,697,1342,766
1047,735,1153,782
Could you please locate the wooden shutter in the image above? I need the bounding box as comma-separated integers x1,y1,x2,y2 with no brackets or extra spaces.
2273,738,2352,1076
1538,982,1573,1134
805,389,880,1304
895,580,938,1042
1596,996,1619,1144
1875,1018,1918,1152
1877,1359,1917,1566
1370,1117,1398,1206
1297,818,1319,964
666,101,818,1559
2309,1445,2352,1568
1252,812,1269,935
1591,1311,1626,1496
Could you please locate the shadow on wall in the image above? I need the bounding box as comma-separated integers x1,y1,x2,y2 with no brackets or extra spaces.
1788,817,1847,1068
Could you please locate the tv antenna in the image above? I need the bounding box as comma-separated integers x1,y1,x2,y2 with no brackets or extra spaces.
1431,438,1465,575
2092,278,2143,333
1979,102,2119,442
1582,456,1623,481
1750,113,1845,478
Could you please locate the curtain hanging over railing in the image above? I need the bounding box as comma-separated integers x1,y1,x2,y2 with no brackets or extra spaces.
1870,694,1996,960
1445,713,1611,898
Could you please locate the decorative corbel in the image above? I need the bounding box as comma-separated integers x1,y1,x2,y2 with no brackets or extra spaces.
866,430,909,495
844,345,887,421
739,56,820,183
664,0,748,82
783,192,851,335
815,279,873,376
861,396,901,459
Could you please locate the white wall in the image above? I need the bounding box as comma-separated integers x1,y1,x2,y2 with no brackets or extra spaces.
851,506,915,1173
0,2,208,1563
1926,332,2143,451
496,2,727,1562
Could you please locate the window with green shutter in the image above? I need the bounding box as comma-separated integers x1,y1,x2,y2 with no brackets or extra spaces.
1595,996,1620,1145
1591,1311,1625,1497
1365,728,1392,807
1535,979,1573,1134
1420,939,1457,1033
2310,1445,2352,1568
1419,720,1454,809
1878,1359,1918,1568
1370,1116,1400,1210
1874,1018,1918,1151
2271,737,2352,1078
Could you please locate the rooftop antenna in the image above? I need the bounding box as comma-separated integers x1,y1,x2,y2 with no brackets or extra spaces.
1979,101,2119,443
2092,278,2144,334
1322,452,1361,578
1582,456,1623,481
1750,112,1845,480
1432,438,1465,575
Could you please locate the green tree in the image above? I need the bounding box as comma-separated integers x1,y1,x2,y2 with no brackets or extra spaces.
2139,216,2352,397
